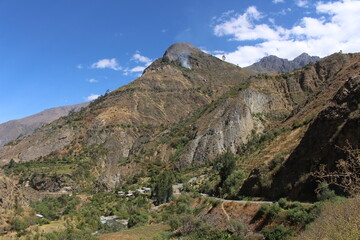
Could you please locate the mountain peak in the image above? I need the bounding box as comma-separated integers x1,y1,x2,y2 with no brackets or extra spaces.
293,52,320,65
245,52,320,73
296,52,310,58
163,42,204,69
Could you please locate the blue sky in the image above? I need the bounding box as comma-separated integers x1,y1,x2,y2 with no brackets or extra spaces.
0,0,359,123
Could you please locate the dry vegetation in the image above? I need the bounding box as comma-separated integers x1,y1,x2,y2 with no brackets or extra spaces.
97,224,170,240
296,195,360,240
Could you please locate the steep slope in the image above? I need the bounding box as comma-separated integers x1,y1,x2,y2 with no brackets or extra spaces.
240,52,360,201
0,102,89,146
245,53,320,73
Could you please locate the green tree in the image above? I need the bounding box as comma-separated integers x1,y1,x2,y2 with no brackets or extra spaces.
214,151,237,195
153,171,175,205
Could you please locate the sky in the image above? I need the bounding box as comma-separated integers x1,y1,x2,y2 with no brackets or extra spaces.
0,0,359,123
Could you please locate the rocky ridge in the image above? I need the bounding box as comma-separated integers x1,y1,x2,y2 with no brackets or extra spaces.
245,53,320,73
0,102,89,147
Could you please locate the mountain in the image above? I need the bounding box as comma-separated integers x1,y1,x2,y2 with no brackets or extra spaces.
0,43,358,203
245,53,320,73
0,102,89,146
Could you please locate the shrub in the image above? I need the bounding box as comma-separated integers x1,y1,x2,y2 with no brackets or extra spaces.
209,198,220,208
286,208,314,225
267,203,281,221
128,212,148,228
168,215,182,231
221,170,245,199
277,198,289,209
292,122,302,129
296,195,360,240
255,203,281,221
10,218,29,231
229,219,247,235
316,182,337,201
30,195,80,220
257,204,271,217
269,154,285,171
262,225,292,240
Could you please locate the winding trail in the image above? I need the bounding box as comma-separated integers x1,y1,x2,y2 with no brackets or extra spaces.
221,202,230,221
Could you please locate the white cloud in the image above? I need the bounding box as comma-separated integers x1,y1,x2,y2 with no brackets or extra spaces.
129,66,146,72
212,0,360,67
86,94,101,101
91,58,122,71
273,0,285,3
77,64,83,69
123,66,146,76
123,52,153,76
278,8,292,15
295,0,309,8
87,78,98,83
131,52,152,66
214,6,287,41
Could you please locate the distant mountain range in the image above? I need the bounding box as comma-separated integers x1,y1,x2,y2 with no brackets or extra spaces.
0,102,89,146
245,53,320,73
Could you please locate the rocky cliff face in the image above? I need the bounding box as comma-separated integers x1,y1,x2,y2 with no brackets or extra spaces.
245,53,320,73
0,102,88,147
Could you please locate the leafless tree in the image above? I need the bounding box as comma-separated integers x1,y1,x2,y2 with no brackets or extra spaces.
313,142,360,196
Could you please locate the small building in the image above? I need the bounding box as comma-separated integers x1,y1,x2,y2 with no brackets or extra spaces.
135,189,145,195
141,187,151,193
117,191,125,196
126,190,134,197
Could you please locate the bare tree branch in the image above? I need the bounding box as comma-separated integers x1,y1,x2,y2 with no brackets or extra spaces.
312,141,360,196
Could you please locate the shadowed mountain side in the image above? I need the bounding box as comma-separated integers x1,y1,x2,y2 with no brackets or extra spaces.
240,52,360,201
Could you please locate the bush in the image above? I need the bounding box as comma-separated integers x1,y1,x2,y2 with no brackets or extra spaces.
257,203,281,221
168,215,182,231
30,195,80,220
286,208,314,225
297,195,360,240
267,203,281,221
277,198,289,209
257,204,270,217
128,212,148,228
10,218,29,231
269,154,285,171
214,151,237,188
221,170,245,199
292,122,302,129
262,225,292,240
316,182,337,201
229,219,247,235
